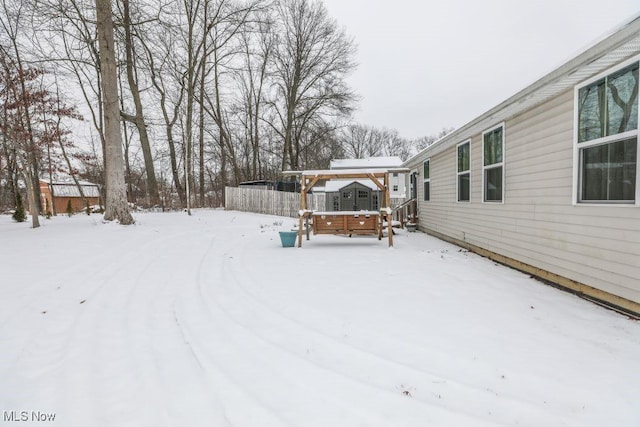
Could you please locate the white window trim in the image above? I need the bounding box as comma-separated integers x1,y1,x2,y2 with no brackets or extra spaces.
572,55,640,206
481,123,505,204
456,140,471,203
423,159,430,202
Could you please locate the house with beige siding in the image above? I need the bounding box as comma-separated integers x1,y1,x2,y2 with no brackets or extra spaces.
403,14,640,315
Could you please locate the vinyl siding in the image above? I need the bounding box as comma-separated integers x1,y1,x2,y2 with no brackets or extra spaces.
417,89,640,305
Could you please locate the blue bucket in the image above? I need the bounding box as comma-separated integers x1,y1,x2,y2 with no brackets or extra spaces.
279,231,298,247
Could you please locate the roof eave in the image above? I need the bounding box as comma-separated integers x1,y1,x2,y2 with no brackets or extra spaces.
404,13,640,168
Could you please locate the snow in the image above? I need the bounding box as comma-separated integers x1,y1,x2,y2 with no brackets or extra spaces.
1,209,639,427
323,179,381,192
46,183,100,198
330,156,403,169
313,211,379,216
298,167,409,176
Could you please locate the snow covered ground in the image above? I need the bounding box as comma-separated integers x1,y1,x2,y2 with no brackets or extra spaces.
1,209,639,427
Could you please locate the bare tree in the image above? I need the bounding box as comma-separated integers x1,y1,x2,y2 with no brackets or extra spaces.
270,0,357,172
139,18,187,205
235,14,273,181
0,0,43,226
34,0,107,167
341,124,379,159
179,0,209,214
413,127,455,152
118,0,160,207
96,0,133,224
200,0,265,204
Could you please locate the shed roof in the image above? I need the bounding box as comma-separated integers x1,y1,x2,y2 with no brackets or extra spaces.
324,180,381,192
285,168,410,178
330,156,403,169
404,12,640,168
49,183,100,198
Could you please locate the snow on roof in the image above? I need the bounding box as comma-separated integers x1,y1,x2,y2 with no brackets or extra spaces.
330,156,403,169
294,167,409,176
49,183,100,198
41,178,98,186
324,180,380,192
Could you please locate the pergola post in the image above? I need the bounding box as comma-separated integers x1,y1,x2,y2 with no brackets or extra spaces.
385,172,393,247
297,177,306,247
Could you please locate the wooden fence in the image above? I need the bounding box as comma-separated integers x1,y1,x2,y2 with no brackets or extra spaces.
225,186,325,218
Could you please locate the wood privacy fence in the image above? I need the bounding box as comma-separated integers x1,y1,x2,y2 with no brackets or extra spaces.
225,186,325,218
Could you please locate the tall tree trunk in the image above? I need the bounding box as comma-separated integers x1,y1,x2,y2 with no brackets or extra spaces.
122,124,134,202
140,34,186,206
17,155,40,228
198,2,207,207
6,21,42,217
46,129,56,216
121,0,159,206
96,0,133,224
213,49,227,206
117,71,134,203
184,72,194,215
183,0,198,216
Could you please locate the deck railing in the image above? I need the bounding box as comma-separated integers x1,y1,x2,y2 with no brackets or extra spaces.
392,197,418,228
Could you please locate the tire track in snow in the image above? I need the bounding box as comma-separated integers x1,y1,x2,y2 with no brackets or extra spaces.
172,232,294,427
174,228,501,427
1,226,225,426
53,228,209,426
203,231,552,426
117,229,234,427
0,228,178,417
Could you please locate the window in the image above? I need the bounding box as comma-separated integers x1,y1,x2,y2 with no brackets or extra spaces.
423,159,430,201
482,125,504,202
457,141,471,202
577,61,639,204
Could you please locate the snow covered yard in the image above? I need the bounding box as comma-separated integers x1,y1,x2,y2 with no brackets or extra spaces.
1,209,639,427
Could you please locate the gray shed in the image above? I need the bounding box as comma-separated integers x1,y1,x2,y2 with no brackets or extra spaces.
324,180,381,211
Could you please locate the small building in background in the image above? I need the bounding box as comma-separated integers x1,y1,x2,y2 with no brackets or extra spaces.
40,180,101,214
323,179,381,211
329,156,406,201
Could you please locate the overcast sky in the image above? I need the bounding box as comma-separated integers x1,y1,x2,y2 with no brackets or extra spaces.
321,0,640,139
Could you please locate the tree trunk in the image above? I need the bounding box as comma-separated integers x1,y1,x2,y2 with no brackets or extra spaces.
140,32,186,206
18,155,40,228
198,2,207,207
96,0,133,224
122,0,159,207
213,51,227,206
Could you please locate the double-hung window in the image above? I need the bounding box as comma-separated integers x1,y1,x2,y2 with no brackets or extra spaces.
423,159,430,201
482,125,504,202
576,60,639,204
457,141,471,202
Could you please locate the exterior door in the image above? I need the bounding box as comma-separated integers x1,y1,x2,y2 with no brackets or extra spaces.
340,187,355,211
410,172,418,199
356,188,370,211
